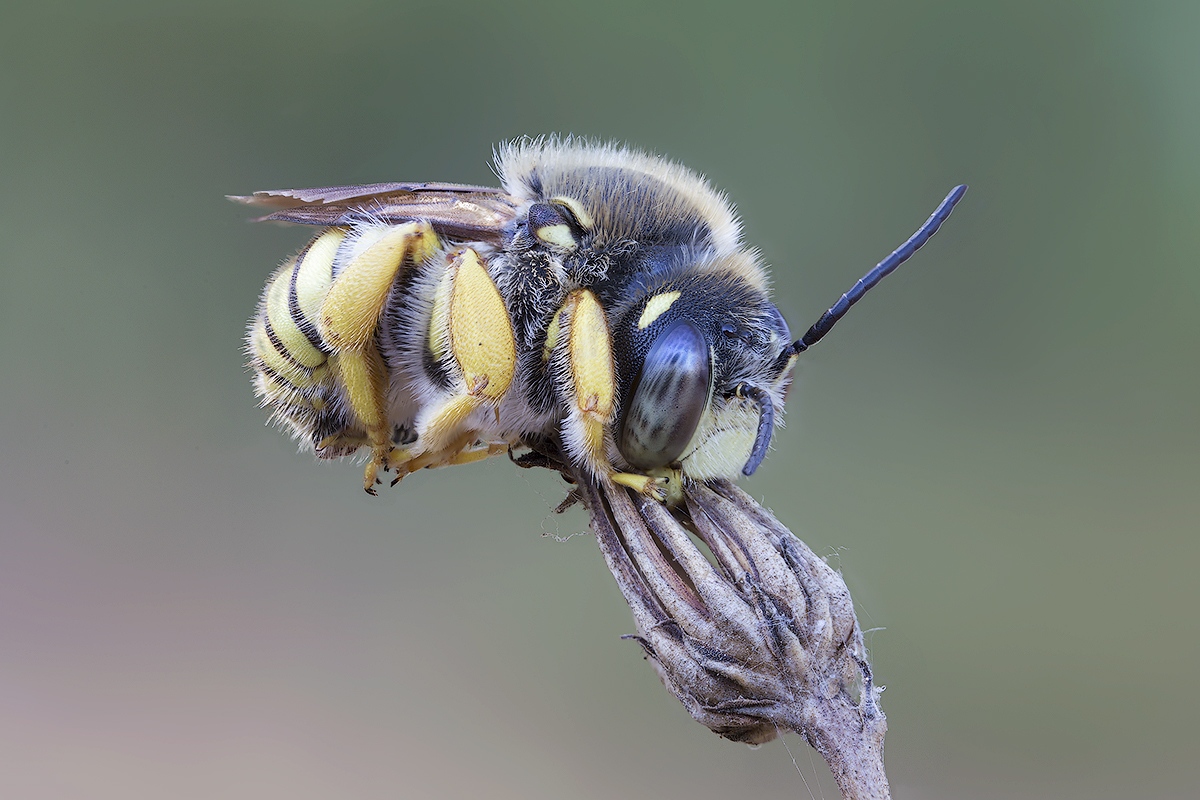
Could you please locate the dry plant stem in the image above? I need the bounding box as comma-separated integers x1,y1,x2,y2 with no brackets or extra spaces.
581,477,890,800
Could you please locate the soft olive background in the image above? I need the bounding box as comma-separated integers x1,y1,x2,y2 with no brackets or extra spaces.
2,1,1196,798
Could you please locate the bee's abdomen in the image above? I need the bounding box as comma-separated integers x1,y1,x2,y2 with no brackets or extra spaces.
248,229,355,448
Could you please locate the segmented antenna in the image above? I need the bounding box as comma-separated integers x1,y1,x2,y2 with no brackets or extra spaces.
737,384,775,476
792,184,968,354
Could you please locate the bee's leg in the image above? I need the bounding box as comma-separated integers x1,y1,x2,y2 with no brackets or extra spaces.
398,433,507,478
316,222,439,493
557,290,668,502
429,441,508,465
396,247,516,482
436,441,509,467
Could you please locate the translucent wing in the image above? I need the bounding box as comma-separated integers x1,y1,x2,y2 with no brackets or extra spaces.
229,182,520,242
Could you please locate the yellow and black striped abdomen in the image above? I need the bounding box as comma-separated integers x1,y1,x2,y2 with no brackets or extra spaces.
248,228,355,449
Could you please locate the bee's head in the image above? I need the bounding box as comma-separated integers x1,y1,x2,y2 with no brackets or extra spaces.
611,252,797,482
610,183,967,483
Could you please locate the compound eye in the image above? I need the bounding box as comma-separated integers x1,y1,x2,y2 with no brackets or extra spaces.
618,320,712,470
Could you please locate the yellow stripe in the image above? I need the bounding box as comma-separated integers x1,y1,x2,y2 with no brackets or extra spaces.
266,265,326,368
294,229,342,328
251,317,316,388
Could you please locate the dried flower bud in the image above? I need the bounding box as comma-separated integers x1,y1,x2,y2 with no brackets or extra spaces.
579,478,890,800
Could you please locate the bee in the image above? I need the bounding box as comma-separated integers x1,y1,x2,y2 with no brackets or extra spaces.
235,138,965,501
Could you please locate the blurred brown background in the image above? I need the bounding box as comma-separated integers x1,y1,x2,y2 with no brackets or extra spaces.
1,1,1196,798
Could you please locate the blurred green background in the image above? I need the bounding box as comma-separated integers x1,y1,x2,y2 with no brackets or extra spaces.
2,1,1196,798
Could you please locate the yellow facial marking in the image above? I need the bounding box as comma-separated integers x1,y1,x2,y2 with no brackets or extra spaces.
681,403,757,481
535,223,577,249
637,290,681,329
448,248,515,401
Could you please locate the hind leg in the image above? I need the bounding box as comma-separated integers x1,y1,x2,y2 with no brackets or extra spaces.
316,222,439,493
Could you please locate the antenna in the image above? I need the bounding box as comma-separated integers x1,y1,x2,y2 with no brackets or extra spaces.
792,184,968,354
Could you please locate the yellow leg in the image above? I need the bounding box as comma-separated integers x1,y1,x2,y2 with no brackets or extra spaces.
316,222,440,493
403,248,516,475
414,394,484,457
445,443,509,466
563,290,667,502
565,290,614,466
393,433,507,484
446,248,516,402
320,223,437,349
611,472,669,501
330,343,396,494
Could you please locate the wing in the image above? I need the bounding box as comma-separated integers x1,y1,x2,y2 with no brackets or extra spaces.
229,182,520,242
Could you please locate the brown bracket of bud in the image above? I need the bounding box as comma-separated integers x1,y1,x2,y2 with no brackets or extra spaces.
580,477,890,800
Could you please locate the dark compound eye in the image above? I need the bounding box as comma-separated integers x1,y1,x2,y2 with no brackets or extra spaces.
618,320,712,470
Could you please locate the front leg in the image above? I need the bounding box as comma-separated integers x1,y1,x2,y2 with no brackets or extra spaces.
555,290,668,502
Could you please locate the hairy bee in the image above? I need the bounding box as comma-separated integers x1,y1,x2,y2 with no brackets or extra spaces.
236,139,965,501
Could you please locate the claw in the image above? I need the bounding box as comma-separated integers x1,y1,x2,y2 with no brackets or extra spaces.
363,449,390,495
646,478,669,503
611,472,669,502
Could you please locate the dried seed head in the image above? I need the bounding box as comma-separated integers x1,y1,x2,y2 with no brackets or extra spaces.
580,477,891,800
